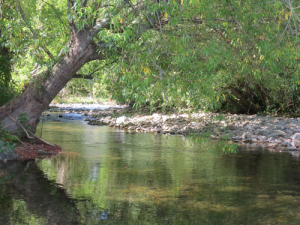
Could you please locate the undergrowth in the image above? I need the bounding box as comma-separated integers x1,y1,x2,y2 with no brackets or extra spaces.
0,128,18,153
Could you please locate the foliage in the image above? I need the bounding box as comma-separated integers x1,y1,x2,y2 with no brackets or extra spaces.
102,0,300,114
0,113,32,152
0,127,18,153
17,113,33,138
1,0,300,115
0,29,15,106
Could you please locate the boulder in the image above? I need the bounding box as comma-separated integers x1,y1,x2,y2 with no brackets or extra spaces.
292,133,300,141
269,130,286,138
116,116,127,124
292,140,300,147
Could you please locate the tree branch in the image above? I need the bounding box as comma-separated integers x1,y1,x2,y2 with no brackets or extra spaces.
91,18,111,36
9,114,55,146
17,2,54,60
44,1,69,31
91,1,128,37
73,59,118,79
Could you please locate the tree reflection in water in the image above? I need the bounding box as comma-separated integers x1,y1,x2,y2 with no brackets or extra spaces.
0,160,80,224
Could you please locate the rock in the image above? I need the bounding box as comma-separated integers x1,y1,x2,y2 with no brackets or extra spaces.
250,138,257,142
292,140,300,147
227,125,239,130
241,132,252,140
252,125,261,129
282,141,292,147
257,136,266,142
269,130,286,138
116,116,127,124
292,133,300,141
275,125,284,130
288,146,297,150
45,105,300,151
87,120,107,126
255,129,270,136
287,123,298,127
98,112,111,117
285,129,294,135
0,150,20,161
141,121,152,127
244,125,252,130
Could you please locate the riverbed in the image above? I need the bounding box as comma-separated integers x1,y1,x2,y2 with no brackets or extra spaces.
1,116,300,224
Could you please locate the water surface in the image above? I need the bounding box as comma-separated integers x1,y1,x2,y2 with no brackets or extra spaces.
1,118,300,224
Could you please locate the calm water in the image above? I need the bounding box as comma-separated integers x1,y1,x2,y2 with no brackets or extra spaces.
1,116,300,224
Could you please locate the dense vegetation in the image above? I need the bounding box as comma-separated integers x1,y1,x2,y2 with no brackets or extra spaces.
0,3,14,107
1,0,300,116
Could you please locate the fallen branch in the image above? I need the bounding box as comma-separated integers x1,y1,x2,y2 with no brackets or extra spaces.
1,123,16,129
27,129,55,147
8,115,55,147
12,135,25,145
8,115,33,140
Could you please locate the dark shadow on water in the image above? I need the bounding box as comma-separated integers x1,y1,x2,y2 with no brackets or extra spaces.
0,160,80,224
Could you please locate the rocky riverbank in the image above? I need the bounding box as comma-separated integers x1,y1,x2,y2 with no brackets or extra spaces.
48,104,300,151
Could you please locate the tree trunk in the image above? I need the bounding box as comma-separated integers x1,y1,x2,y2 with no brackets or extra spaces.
0,29,101,135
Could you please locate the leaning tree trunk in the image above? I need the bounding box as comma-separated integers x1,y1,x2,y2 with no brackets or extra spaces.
0,28,101,135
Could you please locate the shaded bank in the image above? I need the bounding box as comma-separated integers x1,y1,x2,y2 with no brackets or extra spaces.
0,141,62,162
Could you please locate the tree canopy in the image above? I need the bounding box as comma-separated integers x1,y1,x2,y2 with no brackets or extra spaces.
1,0,300,118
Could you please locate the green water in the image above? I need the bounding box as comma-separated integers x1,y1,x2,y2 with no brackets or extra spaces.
1,119,300,224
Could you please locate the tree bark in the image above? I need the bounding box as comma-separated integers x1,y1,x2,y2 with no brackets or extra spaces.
0,28,101,135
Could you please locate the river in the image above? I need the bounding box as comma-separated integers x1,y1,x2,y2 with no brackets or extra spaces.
1,115,300,224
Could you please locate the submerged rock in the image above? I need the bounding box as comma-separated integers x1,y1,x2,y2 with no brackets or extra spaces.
87,120,107,126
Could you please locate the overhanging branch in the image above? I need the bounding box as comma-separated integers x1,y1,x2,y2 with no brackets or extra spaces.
18,1,54,60
44,1,69,31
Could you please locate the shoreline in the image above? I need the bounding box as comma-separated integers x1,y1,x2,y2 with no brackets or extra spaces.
48,104,300,152
3,103,300,162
